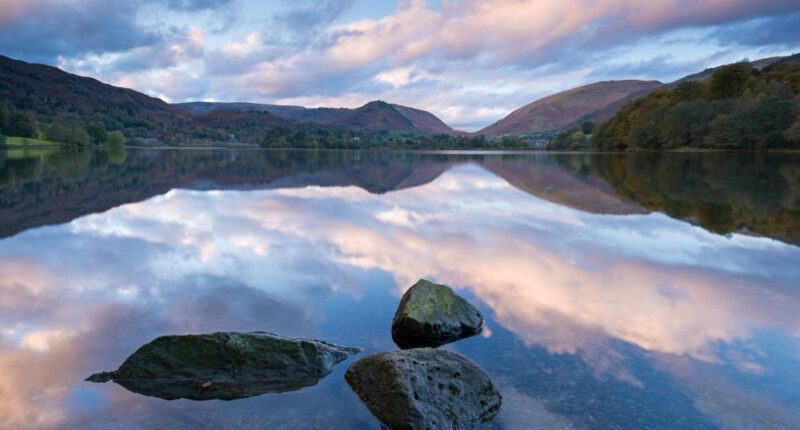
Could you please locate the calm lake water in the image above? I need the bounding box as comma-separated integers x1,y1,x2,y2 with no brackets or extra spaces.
1,148,799,429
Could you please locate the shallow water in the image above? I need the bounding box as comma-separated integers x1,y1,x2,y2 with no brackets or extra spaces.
0,149,799,429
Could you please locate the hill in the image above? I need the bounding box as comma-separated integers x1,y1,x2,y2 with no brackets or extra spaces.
0,54,189,138
550,57,800,151
479,80,663,137
670,55,788,86
328,100,455,135
0,55,363,147
177,101,307,118
178,100,457,135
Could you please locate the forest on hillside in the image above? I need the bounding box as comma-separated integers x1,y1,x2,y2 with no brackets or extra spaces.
550,57,800,151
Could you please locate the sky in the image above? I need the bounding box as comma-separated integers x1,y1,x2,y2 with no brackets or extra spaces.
0,0,799,131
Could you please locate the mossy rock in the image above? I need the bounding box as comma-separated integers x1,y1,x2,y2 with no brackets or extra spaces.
86,332,360,400
345,348,502,430
391,279,484,348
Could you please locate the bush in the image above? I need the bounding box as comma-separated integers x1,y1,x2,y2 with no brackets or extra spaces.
108,130,127,146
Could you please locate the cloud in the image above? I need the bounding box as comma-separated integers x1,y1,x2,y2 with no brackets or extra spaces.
165,0,235,11
113,69,211,102
272,0,354,46
585,55,709,82
2,0,800,128
712,11,800,48
0,0,224,69
0,0,160,63
191,0,800,127
110,26,206,73
314,0,800,68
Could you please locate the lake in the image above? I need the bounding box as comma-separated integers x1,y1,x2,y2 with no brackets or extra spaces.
1,148,799,429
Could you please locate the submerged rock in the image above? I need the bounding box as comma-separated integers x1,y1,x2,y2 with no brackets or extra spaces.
86,331,360,400
345,348,502,430
391,279,484,348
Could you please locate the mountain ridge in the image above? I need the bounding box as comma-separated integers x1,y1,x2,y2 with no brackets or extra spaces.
1,53,794,145
478,80,663,137
0,54,190,137
179,99,458,135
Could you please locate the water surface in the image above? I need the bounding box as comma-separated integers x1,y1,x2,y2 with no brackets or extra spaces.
1,149,798,429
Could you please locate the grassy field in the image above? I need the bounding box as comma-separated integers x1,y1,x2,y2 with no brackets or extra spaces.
5,148,61,159
4,136,61,146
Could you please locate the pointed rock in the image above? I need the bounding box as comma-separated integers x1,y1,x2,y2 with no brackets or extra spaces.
392,279,484,348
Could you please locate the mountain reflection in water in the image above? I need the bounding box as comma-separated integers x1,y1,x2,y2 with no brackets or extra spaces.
0,148,798,429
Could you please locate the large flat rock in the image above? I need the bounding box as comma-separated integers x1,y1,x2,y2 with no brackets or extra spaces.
86,331,360,400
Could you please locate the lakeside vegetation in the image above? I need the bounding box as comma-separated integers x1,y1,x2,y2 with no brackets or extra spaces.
3,149,798,245
550,57,800,151
0,100,532,150
554,153,800,244
258,131,530,150
3,53,799,151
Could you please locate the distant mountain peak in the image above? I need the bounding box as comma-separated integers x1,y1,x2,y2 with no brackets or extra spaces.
179,99,458,135
364,100,391,106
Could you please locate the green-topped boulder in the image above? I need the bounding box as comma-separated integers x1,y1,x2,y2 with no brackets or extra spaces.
345,348,502,430
86,331,360,400
391,279,484,348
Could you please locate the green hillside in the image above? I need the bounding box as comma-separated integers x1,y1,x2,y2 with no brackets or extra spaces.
550,56,800,151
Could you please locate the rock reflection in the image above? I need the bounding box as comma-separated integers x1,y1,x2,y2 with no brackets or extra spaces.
111,379,315,401
391,331,482,349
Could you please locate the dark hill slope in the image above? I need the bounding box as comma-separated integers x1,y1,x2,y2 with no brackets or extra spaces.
479,80,662,137
177,101,307,118
178,100,457,135
329,101,455,135
0,55,189,136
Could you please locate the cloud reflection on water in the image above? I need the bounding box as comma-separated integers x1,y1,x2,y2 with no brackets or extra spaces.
0,163,798,428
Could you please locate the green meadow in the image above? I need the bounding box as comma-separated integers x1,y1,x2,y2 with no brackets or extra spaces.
4,136,61,146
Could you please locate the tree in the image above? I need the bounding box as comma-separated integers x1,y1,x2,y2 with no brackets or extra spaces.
626,109,662,149
705,114,738,148
7,112,36,137
657,100,716,149
785,116,800,146
108,130,127,146
709,62,752,100
581,121,594,134
671,81,704,103
45,114,90,145
0,106,8,132
86,124,108,144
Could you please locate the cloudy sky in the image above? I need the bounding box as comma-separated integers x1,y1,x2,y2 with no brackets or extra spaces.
1,0,799,130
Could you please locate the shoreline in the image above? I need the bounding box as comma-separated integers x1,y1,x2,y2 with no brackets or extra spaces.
2,143,799,154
